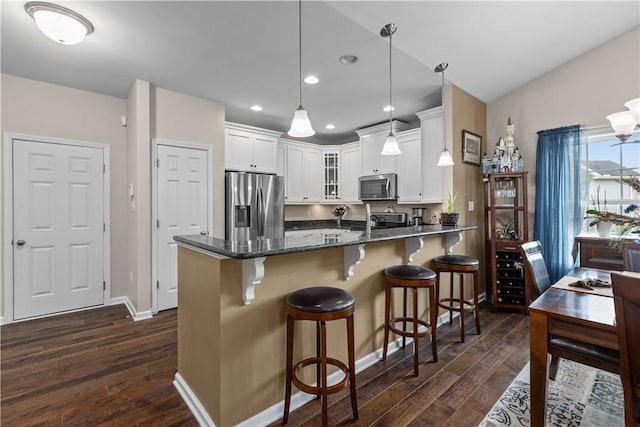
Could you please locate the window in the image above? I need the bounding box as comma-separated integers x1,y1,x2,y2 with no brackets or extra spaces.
580,128,640,233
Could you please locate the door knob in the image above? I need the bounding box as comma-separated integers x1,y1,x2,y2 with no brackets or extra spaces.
16,240,25,246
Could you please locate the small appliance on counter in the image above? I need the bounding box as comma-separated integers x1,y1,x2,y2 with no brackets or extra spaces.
225,171,284,241
411,208,425,226
369,212,407,229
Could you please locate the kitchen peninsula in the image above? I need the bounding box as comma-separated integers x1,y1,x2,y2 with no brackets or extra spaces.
173,224,476,426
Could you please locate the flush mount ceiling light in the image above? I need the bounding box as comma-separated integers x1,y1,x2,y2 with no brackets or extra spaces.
288,0,315,138
435,62,454,167
304,75,319,84
607,97,640,145
380,23,401,156
25,2,94,45
339,54,358,65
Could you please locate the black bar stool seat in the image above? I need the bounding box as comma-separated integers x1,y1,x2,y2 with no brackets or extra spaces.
382,264,438,377
283,286,358,427
434,254,481,343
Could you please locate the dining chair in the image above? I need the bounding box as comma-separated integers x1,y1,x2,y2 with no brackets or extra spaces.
519,241,620,379
623,241,640,273
612,271,640,427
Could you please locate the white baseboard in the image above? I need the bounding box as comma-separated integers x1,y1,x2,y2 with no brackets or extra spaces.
174,373,216,427
110,296,153,321
181,290,491,426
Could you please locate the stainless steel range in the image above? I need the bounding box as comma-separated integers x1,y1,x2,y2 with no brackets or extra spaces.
370,212,408,229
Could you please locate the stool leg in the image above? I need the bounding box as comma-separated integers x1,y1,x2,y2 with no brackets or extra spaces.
320,320,328,427
449,272,454,325
347,313,359,420
412,287,419,377
402,287,408,349
283,314,294,425
459,273,465,343
473,270,481,335
382,284,391,361
428,284,437,362
315,321,321,398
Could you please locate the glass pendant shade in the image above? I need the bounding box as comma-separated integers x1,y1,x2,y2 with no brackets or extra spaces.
288,106,315,137
25,2,94,45
437,148,455,167
381,133,401,156
607,111,637,136
624,97,640,125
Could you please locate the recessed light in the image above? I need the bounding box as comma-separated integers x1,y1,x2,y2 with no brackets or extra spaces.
339,54,358,65
251,105,263,111
304,75,319,84
383,105,395,112
325,124,335,129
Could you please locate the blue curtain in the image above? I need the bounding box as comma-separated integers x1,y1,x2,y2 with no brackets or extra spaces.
534,125,581,283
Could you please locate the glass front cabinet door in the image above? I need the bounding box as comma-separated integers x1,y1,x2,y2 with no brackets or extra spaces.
323,151,340,202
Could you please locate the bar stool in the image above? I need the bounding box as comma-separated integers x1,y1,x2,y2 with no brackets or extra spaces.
434,254,480,343
382,265,438,377
282,286,358,427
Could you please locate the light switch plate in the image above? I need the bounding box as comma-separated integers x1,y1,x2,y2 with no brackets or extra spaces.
468,201,474,211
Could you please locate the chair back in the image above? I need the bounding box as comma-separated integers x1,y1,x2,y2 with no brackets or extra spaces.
611,271,640,426
623,241,640,273
519,241,552,301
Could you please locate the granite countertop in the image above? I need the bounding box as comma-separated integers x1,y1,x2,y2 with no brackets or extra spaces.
174,224,478,259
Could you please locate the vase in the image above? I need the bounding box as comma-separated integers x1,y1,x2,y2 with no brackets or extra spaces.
440,212,459,226
596,221,611,237
336,217,341,227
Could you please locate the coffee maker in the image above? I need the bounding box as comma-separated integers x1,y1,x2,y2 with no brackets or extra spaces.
411,208,425,226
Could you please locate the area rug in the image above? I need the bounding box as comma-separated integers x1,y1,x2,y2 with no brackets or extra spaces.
479,359,623,426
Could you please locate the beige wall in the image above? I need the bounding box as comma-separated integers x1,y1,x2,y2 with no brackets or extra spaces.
487,26,640,233
451,85,487,292
1,74,128,315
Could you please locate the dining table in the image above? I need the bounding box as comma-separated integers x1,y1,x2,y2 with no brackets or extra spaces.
528,266,618,427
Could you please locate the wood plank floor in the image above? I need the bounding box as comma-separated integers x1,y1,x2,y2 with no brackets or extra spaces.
1,303,529,426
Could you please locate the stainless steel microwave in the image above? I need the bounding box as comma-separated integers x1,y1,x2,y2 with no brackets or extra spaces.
358,173,398,201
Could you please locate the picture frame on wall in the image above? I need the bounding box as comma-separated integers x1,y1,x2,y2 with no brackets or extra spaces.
462,130,482,166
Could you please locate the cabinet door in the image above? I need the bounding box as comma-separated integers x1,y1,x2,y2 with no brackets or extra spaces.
304,148,322,203
341,144,362,203
361,134,379,174
285,145,305,203
323,151,340,202
225,128,253,171
276,143,286,177
397,131,423,203
420,114,443,202
252,134,278,174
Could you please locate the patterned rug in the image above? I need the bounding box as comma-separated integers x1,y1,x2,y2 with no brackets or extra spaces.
479,359,623,426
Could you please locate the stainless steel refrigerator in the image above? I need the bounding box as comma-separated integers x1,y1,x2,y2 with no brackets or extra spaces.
225,171,285,241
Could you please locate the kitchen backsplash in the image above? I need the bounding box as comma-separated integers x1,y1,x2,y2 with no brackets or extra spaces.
285,202,442,224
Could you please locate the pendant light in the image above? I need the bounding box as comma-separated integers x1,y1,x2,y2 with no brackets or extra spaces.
435,63,454,166
380,23,401,156
25,2,94,45
606,97,640,144
288,0,314,137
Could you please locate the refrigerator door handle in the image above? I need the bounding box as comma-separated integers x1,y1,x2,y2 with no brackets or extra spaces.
257,187,265,238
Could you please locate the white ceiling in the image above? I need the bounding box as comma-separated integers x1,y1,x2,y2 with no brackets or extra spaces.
2,1,639,142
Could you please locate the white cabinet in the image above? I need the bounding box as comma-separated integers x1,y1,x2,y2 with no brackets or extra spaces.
397,129,423,203
323,151,340,202
340,142,361,203
276,143,286,177
357,120,409,175
416,107,444,203
284,141,322,204
225,122,280,173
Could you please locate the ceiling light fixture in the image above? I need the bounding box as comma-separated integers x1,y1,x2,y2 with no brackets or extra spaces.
288,0,314,138
339,55,358,65
251,105,263,111
25,2,94,45
607,97,640,144
435,63,454,167
380,23,401,156
383,105,395,112
304,75,319,85
325,124,335,129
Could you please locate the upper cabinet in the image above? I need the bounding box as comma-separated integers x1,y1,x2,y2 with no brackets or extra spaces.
357,121,410,175
416,107,444,203
340,142,361,204
225,122,281,174
396,128,423,203
323,150,340,202
282,140,322,204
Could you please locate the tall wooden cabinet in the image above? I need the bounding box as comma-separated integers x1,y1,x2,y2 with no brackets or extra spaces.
484,172,530,311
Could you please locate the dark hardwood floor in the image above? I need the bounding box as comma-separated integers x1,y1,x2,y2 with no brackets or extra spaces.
1,303,529,426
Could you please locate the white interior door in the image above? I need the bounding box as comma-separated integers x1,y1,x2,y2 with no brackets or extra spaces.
13,140,104,320
157,144,208,311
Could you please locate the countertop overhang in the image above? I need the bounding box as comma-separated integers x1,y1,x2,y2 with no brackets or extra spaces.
174,224,477,260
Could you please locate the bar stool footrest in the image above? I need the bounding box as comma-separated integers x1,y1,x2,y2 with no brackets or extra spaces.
292,357,350,395
388,317,431,338
438,297,475,313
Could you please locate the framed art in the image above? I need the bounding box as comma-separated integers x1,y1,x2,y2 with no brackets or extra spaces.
462,130,482,166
